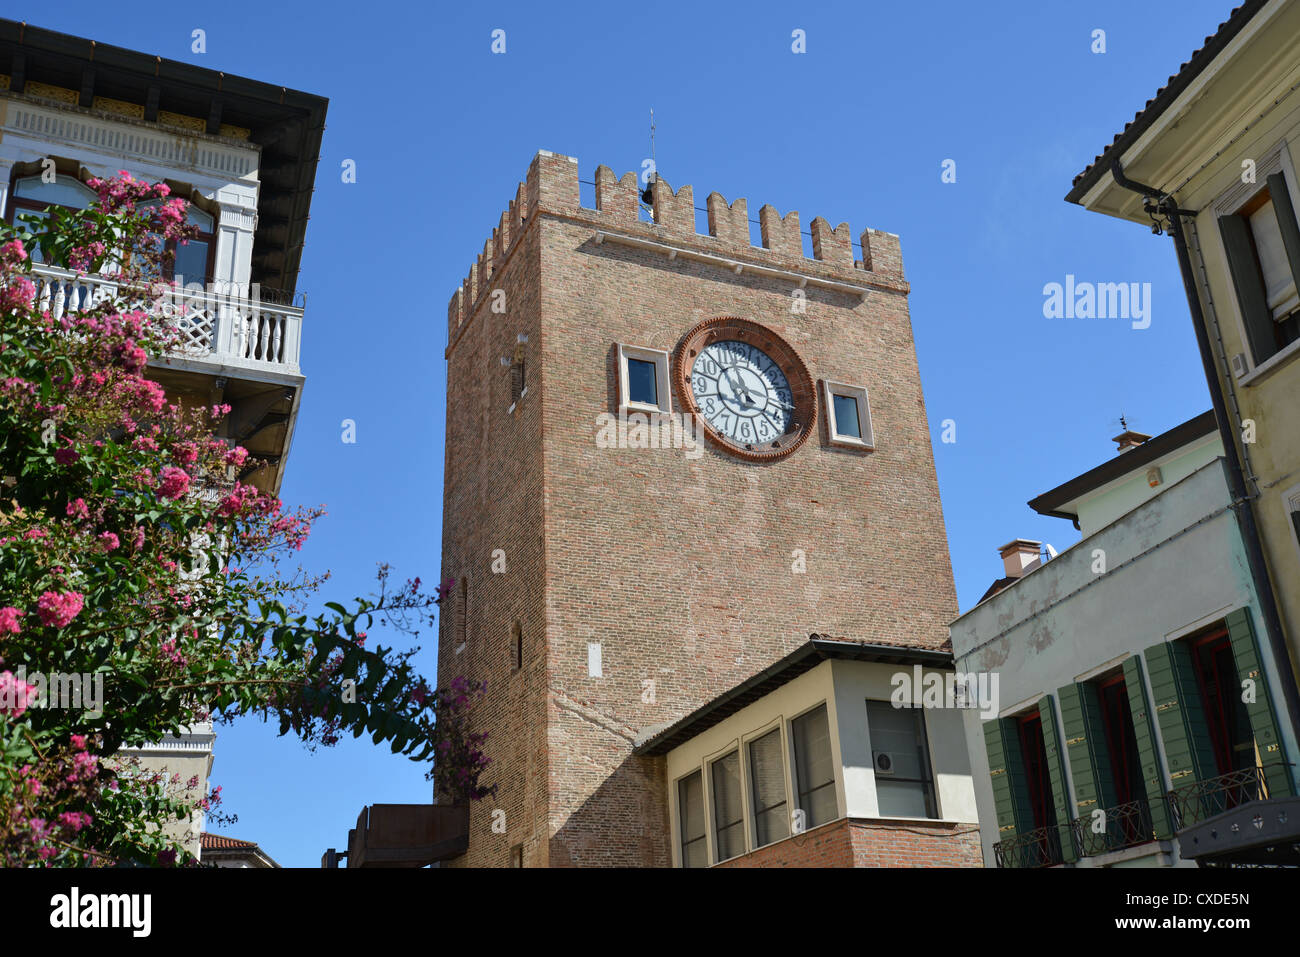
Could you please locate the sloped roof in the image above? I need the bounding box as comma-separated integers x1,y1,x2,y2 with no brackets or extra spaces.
200,833,257,850
1065,1,1266,204
633,636,953,757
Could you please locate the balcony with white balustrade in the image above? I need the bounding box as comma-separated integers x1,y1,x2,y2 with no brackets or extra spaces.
30,262,307,494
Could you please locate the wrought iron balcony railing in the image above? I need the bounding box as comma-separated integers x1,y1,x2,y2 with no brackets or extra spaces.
1071,798,1155,857
28,263,304,375
993,824,1068,869
1166,764,1289,831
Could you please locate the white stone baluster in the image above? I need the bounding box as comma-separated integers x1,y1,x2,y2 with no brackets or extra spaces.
271,315,283,364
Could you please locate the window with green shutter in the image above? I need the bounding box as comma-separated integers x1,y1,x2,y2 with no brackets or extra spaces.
983,717,1032,842
1036,694,1077,863
984,709,1067,867
1218,172,1300,364
1122,655,1175,840
1144,619,1290,829
1224,608,1294,798
1057,682,1116,820
1143,639,1219,797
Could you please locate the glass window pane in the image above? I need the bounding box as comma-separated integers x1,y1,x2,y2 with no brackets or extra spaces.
866,700,936,819
678,771,707,868
14,175,96,209
14,209,51,262
174,240,209,284
748,729,788,847
792,704,836,828
711,751,743,862
1249,201,1297,314
186,205,215,231
627,357,658,406
833,393,861,438
875,779,933,818
806,783,838,826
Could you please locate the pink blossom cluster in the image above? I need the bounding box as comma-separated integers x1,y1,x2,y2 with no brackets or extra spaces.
0,670,38,718
0,607,23,634
35,591,84,629
157,466,191,500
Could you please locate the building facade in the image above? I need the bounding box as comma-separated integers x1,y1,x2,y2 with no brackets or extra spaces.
1065,0,1300,730
953,415,1299,868
0,19,326,857
635,637,981,868
434,149,972,866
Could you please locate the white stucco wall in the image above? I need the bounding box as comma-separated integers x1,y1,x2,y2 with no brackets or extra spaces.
950,458,1297,866
663,656,979,866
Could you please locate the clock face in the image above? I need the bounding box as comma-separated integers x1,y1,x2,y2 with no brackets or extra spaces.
691,340,793,446
673,317,818,461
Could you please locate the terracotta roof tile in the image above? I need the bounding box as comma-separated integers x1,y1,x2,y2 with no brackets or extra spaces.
201,833,258,850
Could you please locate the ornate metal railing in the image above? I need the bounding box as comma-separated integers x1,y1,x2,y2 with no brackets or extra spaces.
1071,798,1154,857
28,263,304,373
993,825,1068,868
1166,765,1285,830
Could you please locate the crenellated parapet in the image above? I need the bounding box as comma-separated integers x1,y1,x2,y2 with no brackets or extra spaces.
447,149,908,343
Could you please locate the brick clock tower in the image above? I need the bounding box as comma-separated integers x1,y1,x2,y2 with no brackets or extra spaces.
437,150,965,867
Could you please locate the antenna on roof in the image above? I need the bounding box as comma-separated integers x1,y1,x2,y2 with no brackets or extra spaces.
640,107,657,209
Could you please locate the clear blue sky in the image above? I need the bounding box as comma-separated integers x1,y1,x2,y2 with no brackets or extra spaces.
30,0,1228,866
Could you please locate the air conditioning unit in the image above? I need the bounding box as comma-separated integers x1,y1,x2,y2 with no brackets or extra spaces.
873,751,896,775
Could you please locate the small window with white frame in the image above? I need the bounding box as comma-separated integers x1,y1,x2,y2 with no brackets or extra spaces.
1212,144,1300,370
822,380,874,448
617,343,672,415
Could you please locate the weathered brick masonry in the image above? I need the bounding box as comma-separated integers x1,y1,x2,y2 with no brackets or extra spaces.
438,151,959,867
716,818,983,868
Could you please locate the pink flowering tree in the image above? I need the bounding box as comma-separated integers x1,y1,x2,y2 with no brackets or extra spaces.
0,174,491,866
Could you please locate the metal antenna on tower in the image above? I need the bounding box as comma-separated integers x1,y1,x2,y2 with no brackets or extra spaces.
640,107,657,208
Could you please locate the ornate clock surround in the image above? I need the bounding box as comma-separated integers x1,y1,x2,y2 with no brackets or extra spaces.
672,316,818,462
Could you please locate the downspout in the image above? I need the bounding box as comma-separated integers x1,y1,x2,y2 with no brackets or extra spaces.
1109,159,1300,755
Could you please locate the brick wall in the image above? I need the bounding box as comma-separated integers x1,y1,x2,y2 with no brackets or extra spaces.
439,151,960,867
715,819,856,868
846,819,983,867
717,818,983,868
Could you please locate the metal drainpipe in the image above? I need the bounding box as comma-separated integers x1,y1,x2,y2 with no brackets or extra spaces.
1108,159,1300,753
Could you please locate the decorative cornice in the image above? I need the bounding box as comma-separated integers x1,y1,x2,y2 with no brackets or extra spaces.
0,92,259,179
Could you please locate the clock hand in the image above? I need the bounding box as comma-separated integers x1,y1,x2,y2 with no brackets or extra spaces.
720,363,756,403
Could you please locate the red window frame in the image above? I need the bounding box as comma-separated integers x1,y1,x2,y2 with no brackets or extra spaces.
1189,627,1253,777
1097,674,1140,806
1017,711,1055,830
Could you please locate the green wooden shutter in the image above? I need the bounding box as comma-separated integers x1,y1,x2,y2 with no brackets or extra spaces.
1122,656,1174,839
1144,640,1219,800
1057,683,1116,814
1037,694,1077,863
1224,607,1295,797
983,718,1032,846
1219,212,1277,363
1265,172,1300,293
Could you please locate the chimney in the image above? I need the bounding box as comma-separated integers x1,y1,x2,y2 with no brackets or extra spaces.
998,539,1042,579
1112,429,1152,453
